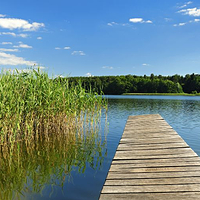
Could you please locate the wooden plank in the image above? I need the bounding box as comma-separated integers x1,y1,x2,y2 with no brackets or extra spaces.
107,171,200,179
121,135,181,140
128,114,163,119
104,177,200,186
99,193,200,200
114,148,196,156
112,156,200,164
101,184,200,193
120,138,184,143
117,142,189,150
112,157,200,164
110,162,200,169
109,166,200,173
113,153,197,160
122,131,180,139
99,114,200,200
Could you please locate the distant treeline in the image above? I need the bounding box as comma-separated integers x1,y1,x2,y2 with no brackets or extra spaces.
58,73,200,95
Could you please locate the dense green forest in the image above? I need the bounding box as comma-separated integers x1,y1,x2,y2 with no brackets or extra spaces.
58,73,200,95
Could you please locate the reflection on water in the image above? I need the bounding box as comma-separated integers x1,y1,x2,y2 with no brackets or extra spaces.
0,117,107,200
106,95,200,156
1,95,200,200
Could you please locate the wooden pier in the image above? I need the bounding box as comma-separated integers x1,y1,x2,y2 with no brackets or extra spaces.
99,114,200,199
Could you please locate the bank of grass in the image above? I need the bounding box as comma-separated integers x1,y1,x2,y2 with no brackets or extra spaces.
122,93,200,96
0,68,107,199
0,68,107,145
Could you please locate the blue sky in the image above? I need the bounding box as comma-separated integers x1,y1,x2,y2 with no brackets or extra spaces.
0,0,200,77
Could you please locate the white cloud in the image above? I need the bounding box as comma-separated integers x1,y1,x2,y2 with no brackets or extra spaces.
146,20,153,24
142,63,150,66
0,32,16,36
0,14,6,18
173,18,200,27
129,18,143,23
194,18,200,22
64,46,71,50
178,1,193,9
107,21,133,28
0,18,45,31
178,7,200,16
55,46,71,50
129,18,153,24
71,51,86,56
18,33,28,38
173,22,186,26
85,72,92,77
0,32,28,37
179,5,187,9
1,42,12,45
37,36,42,40
107,22,118,26
122,23,131,27
0,48,19,52
0,52,36,66
164,18,172,22
13,42,32,49
179,22,186,26
102,66,113,69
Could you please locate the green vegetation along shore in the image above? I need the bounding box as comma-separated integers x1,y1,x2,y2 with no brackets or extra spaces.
0,68,107,199
123,93,200,96
0,68,106,145
63,73,200,95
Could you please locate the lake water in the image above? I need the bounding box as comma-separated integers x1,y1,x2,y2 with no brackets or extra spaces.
8,95,200,200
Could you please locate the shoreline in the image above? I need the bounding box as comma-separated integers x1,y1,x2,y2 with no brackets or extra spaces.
122,93,200,96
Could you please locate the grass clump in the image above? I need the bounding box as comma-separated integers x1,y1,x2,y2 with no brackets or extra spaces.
0,68,107,145
0,68,107,199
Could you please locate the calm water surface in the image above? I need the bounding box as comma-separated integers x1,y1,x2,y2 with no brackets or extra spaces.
12,95,200,199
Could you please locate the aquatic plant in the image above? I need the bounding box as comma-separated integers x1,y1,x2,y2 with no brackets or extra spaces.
0,68,106,145
0,68,107,200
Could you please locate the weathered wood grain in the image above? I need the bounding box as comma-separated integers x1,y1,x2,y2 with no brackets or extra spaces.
99,114,200,200
101,184,200,193
104,177,200,185
106,171,200,179
110,162,200,168
117,142,189,150
112,157,200,164
99,193,200,200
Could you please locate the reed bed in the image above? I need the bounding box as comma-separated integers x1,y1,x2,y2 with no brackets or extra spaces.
0,68,107,199
0,68,106,145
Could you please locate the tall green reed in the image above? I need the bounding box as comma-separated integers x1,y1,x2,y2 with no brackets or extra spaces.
0,68,107,199
0,68,106,145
